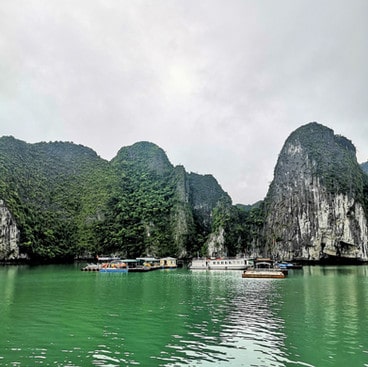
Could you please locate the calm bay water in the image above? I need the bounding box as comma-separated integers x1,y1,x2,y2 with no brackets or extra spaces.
0,265,368,367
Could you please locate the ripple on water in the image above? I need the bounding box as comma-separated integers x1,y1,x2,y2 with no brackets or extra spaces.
150,275,293,367
2,266,368,367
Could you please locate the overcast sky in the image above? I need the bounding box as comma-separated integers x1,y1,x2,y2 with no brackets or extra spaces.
0,0,367,204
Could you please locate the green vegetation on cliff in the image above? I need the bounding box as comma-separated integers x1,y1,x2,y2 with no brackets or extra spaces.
289,123,365,192
280,122,368,214
0,137,237,262
92,142,176,258
264,122,368,262
0,136,112,261
2,122,366,263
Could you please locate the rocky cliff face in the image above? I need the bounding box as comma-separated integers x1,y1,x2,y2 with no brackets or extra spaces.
0,137,235,262
264,122,368,262
187,173,232,231
111,142,233,258
169,166,195,257
0,200,20,261
361,162,368,175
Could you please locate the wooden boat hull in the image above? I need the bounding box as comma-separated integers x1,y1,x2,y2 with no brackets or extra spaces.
242,270,285,279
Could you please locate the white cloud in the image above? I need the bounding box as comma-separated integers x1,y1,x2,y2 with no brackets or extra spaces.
0,0,367,204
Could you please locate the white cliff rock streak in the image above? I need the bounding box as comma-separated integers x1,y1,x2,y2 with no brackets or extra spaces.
265,134,368,261
0,199,20,260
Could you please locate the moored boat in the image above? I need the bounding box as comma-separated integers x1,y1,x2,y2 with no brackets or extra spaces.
242,258,286,279
189,257,252,270
81,256,178,273
81,255,124,272
81,263,100,271
276,261,303,270
125,258,161,272
99,260,128,273
160,257,178,269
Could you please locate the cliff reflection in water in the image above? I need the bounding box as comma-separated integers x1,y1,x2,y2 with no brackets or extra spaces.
0,266,18,318
279,266,368,367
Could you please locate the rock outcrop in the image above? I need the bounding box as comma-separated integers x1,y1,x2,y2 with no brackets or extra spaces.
0,200,20,261
264,122,368,262
169,165,195,257
187,172,232,232
361,162,368,175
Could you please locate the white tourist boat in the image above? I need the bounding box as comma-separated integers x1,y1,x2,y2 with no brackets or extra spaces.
189,257,252,270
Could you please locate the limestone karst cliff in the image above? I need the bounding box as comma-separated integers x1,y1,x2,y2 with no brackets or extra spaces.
0,137,234,262
361,162,368,175
0,200,20,261
1,125,367,263
264,122,368,262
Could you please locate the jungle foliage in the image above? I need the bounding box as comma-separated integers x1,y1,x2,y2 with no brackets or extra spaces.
3,122,364,263
0,137,251,262
0,136,112,261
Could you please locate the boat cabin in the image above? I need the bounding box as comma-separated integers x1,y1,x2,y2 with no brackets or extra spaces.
136,257,160,268
160,257,177,268
254,258,274,268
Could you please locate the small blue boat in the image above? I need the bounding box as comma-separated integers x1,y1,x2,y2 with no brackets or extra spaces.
276,262,303,270
99,260,128,273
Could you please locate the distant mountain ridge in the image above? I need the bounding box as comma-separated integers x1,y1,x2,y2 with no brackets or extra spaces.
1,122,368,264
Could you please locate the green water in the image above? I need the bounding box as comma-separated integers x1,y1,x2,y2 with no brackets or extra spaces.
0,265,368,367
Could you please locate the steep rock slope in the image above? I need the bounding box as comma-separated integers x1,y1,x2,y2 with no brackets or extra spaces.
264,122,368,262
169,166,196,257
106,141,179,257
0,136,112,261
187,172,233,256
361,162,368,175
0,138,233,261
107,142,234,258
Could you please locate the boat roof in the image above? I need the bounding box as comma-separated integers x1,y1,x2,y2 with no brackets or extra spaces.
255,261,273,267
121,259,139,263
255,258,273,263
136,257,159,261
97,256,121,261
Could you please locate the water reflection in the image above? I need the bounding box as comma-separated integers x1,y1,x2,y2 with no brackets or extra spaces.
0,266,19,311
153,271,290,367
279,266,368,367
1,266,367,366
219,279,290,367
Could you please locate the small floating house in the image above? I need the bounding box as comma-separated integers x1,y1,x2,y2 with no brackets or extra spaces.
160,257,177,269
